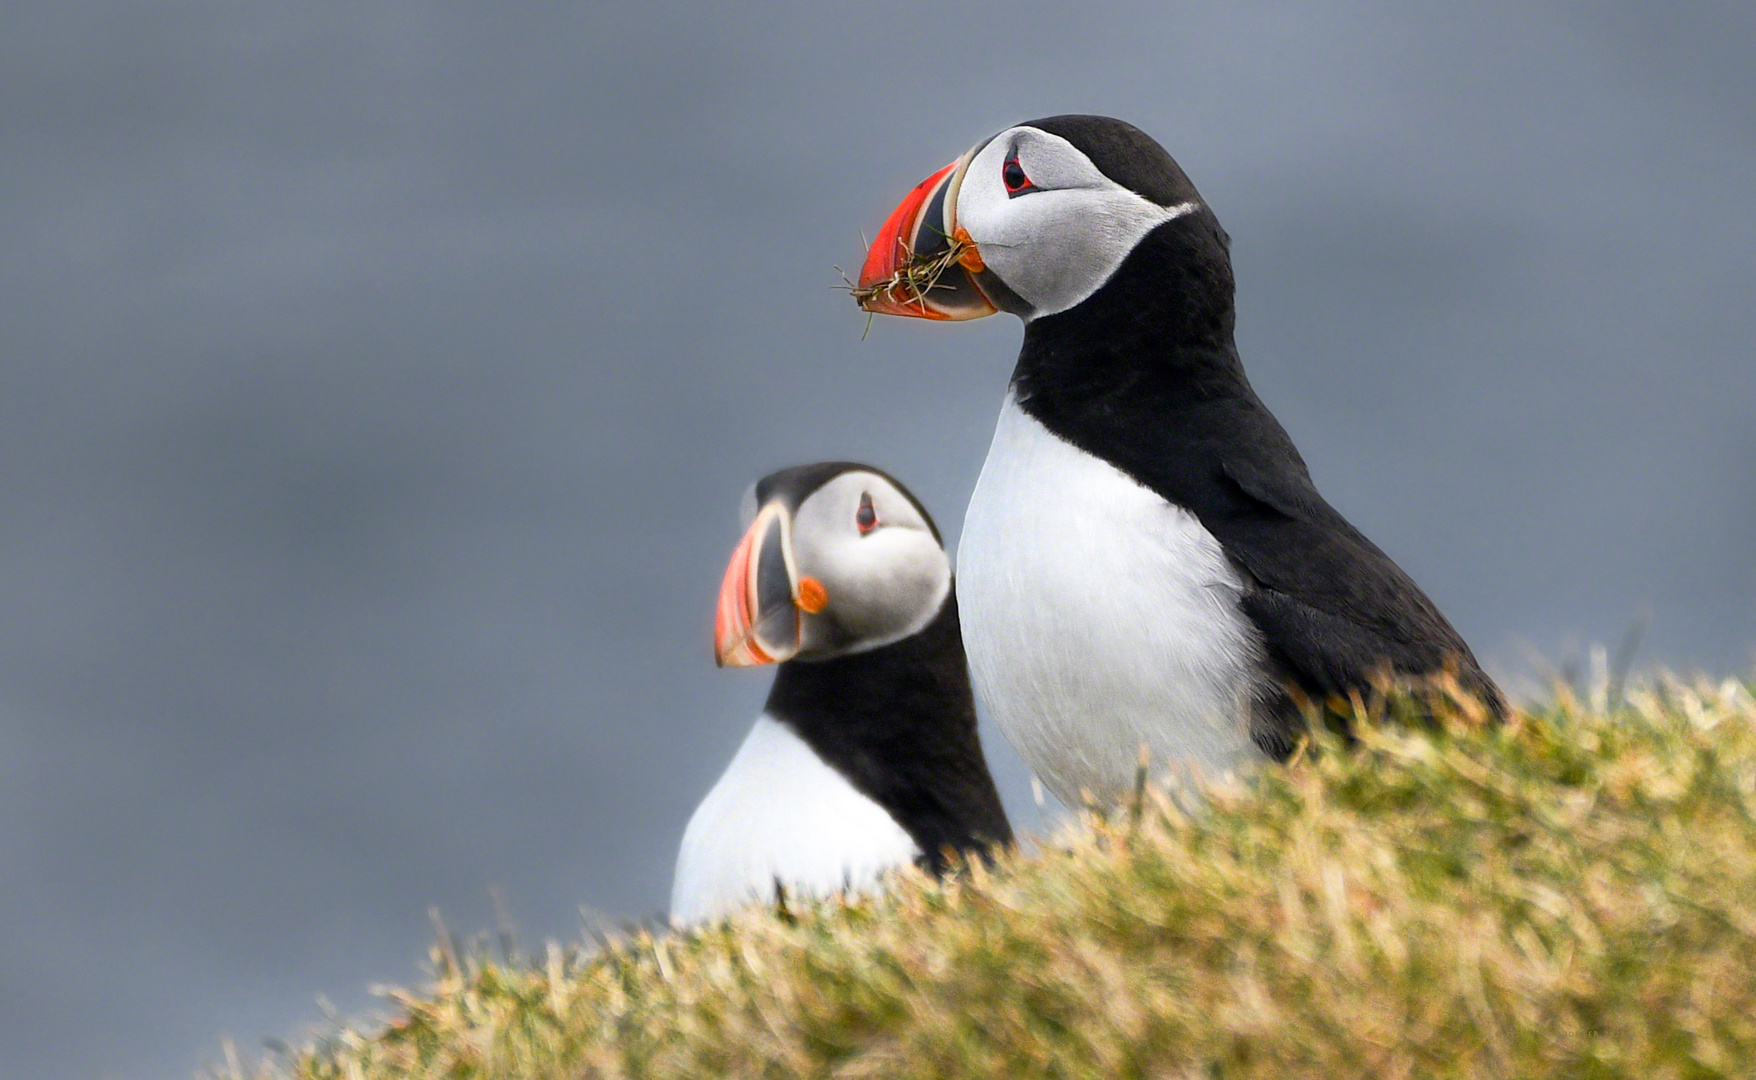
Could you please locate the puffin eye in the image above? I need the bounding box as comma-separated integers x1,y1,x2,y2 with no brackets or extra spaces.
1001,151,1034,197
855,493,878,534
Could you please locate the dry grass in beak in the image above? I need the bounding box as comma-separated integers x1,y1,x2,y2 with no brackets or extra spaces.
836,230,979,330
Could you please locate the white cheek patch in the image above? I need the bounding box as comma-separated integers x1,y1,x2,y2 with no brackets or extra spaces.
955,128,1202,318
790,473,952,655
824,531,951,653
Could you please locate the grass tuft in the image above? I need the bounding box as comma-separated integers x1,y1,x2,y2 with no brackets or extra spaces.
230,676,1756,1079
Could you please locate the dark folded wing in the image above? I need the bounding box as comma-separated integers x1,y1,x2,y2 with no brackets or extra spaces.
1209,454,1503,714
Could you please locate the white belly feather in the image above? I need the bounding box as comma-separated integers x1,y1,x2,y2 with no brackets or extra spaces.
957,393,1267,807
670,715,919,924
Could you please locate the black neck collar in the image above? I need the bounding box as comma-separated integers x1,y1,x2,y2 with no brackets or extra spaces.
764,588,1012,871
1014,212,1250,414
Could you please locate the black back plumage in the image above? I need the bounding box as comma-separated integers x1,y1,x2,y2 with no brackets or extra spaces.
1010,118,1504,749
766,588,1012,872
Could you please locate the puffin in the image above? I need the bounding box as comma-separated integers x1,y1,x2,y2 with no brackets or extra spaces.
671,462,1012,924
853,115,1504,807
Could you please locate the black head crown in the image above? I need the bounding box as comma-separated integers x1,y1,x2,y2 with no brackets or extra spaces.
1017,115,1206,209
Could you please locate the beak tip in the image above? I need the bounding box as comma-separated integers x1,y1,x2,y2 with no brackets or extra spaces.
713,502,802,669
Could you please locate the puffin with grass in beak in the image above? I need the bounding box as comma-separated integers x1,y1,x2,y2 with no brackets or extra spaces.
671,462,1012,924
854,115,1503,807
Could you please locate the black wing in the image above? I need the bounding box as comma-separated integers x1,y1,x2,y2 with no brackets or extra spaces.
1211,450,1503,717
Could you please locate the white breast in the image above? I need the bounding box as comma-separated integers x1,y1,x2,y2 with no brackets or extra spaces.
957,392,1267,807
670,715,919,924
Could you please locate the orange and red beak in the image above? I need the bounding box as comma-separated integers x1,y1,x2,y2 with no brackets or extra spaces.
855,152,998,321
713,503,828,667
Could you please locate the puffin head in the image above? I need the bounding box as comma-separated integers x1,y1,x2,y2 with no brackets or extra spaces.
713,463,950,667
856,115,1212,322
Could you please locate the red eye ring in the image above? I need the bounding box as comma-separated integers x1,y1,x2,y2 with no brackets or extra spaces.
855,493,878,534
1002,151,1033,195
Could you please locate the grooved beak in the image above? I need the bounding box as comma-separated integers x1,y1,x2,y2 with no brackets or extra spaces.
856,152,998,321
714,504,820,667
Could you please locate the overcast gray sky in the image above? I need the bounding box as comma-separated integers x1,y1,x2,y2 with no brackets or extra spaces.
2,3,1753,1077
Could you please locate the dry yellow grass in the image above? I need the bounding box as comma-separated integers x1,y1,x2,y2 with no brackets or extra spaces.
237,677,1756,1080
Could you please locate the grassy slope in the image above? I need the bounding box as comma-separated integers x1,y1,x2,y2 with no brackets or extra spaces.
248,679,1756,1080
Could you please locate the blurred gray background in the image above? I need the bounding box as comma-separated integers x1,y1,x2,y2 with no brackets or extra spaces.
2,3,1752,1077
